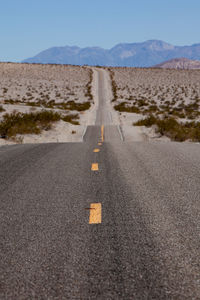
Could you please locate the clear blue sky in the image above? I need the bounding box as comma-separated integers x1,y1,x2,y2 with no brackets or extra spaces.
1,0,200,62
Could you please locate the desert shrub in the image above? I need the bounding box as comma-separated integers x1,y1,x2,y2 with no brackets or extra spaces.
133,115,157,127
183,102,200,119
137,99,148,107
62,114,80,125
4,99,22,105
134,115,200,142
135,116,183,139
114,102,140,113
0,110,61,138
0,109,81,139
188,128,200,141
63,101,91,111
128,96,135,101
159,104,168,110
0,105,5,112
169,109,185,119
156,118,181,137
32,100,55,108
147,105,159,112
26,101,41,107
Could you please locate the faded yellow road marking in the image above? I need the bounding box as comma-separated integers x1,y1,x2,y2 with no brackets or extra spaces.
91,163,99,171
93,148,100,153
89,203,102,224
101,125,104,142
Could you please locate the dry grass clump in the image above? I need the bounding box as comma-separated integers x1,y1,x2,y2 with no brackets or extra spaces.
0,105,5,112
0,110,79,139
134,115,200,142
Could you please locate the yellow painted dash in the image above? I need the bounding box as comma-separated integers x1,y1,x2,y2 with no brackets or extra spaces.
91,163,99,171
101,125,104,142
98,142,102,146
93,149,100,153
89,203,102,224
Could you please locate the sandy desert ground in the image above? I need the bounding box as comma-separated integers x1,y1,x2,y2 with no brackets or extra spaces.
108,67,200,141
109,67,200,116
0,63,96,145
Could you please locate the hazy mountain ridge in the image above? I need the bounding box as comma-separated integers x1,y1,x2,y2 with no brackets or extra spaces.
154,57,200,69
22,40,200,67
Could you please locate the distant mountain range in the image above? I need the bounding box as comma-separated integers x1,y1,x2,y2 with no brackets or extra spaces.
154,57,200,69
22,40,200,67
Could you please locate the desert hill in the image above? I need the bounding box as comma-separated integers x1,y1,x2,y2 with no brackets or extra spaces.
153,57,200,69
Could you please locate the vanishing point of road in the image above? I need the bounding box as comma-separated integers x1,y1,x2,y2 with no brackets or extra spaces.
0,69,200,299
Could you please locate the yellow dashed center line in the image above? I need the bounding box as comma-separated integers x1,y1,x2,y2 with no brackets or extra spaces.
89,203,102,224
87,127,104,224
91,163,99,171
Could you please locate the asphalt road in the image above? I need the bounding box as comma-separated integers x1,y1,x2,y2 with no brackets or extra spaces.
0,70,200,299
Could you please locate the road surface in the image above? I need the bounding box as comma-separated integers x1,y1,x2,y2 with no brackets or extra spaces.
0,69,199,299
